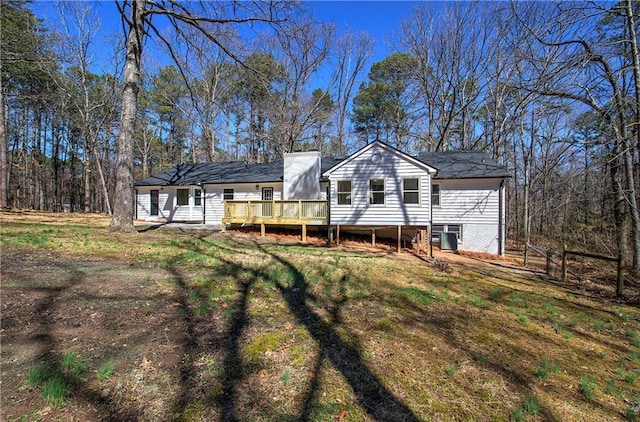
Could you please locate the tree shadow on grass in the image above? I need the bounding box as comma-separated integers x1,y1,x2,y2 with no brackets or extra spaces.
168,234,421,420
164,240,257,422
256,243,422,421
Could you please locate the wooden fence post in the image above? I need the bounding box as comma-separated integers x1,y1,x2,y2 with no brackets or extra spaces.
617,253,625,297
546,249,552,275
562,244,567,283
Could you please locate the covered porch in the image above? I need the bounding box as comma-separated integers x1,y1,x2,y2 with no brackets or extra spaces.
221,200,328,241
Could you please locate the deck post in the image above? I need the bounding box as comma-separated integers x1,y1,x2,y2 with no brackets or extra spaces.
421,229,426,254
372,229,376,246
397,225,402,253
336,225,340,245
302,224,307,242
261,223,265,237
221,223,226,232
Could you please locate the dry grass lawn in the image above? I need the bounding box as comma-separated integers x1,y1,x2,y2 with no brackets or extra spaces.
1,210,640,421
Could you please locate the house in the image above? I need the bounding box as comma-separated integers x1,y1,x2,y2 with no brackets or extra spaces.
134,141,510,255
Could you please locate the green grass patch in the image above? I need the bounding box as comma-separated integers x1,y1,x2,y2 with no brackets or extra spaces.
579,375,596,400
97,362,115,381
41,376,68,406
27,363,53,387
488,287,507,302
627,330,640,348
535,358,559,380
244,332,287,364
61,351,86,377
445,363,457,378
396,287,442,306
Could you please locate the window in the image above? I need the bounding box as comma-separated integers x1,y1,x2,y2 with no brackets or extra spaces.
431,224,463,242
403,178,419,204
447,224,462,241
431,225,444,234
431,225,444,243
369,179,385,204
431,184,440,206
262,187,273,201
194,189,202,206
177,189,189,206
337,180,352,205
223,188,234,200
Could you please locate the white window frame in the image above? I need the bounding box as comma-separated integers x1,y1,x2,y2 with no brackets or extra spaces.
369,178,385,205
431,183,440,206
337,180,352,206
403,178,420,205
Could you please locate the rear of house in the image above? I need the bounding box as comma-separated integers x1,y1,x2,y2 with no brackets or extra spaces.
134,142,509,255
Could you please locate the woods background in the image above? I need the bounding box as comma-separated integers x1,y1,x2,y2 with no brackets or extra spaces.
1,0,639,273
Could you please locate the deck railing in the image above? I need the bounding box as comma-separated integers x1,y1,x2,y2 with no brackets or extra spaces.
222,200,328,225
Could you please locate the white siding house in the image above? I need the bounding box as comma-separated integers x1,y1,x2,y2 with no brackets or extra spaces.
134,141,509,255
323,142,436,226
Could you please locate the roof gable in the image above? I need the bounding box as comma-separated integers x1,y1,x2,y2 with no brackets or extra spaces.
322,141,437,177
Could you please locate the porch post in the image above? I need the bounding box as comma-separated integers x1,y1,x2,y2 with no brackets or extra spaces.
397,225,402,253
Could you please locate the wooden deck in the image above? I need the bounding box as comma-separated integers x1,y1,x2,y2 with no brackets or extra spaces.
222,200,328,226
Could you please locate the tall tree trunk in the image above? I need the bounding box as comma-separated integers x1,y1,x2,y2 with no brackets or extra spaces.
109,0,146,232
624,0,640,271
93,144,112,215
0,86,7,208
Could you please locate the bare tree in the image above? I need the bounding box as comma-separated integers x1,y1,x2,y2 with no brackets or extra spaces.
110,0,295,232
56,1,115,214
400,2,494,151
511,1,640,291
331,31,373,156
268,19,334,155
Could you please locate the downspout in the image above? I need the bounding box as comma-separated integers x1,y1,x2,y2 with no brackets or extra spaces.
326,181,332,244
202,186,206,225
429,175,434,258
498,179,505,256
196,181,205,224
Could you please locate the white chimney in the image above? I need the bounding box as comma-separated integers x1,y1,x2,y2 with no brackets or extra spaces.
283,151,322,200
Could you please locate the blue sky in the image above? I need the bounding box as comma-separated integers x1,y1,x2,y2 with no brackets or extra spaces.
31,0,425,72
309,1,422,60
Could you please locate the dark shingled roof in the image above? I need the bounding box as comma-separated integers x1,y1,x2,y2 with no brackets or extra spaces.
134,157,345,187
416,151,510,179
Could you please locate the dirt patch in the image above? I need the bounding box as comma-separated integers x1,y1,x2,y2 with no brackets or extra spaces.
1,249,191,421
